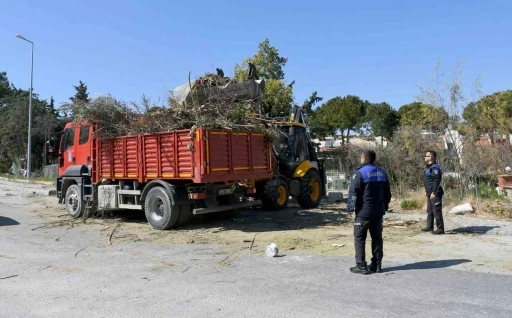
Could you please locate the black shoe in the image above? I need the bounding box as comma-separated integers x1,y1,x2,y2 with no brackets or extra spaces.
421,228,433,232
432,229,445,235
369,263,382,273
350,265,369,275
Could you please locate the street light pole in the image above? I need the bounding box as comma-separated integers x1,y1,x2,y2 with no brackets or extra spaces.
16,34,34,179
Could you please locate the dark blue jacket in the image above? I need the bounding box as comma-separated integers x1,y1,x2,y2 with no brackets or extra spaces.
347,163,392,220
424,162,444,197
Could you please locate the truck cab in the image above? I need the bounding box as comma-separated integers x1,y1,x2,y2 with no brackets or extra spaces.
56,121,95,211
58,121,94,175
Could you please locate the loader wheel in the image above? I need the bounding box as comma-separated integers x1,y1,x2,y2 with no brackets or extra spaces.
144,186,180,230
297,169,322,209
259,178,289,211
65,184,85,218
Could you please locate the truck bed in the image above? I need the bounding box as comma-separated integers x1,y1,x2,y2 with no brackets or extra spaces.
94,128,273,184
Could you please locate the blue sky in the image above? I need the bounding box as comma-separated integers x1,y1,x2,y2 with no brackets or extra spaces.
2,0,511,110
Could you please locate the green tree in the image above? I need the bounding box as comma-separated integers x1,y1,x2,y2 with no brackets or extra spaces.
398,102,449,133
301,91,331,138
302,91,323,117
0,88,49,168
234,39,294,116
315,95,367,144
70,80,90,104
234,38,288,81
260,79,294,116
0,72,10,102
367,102,400,145
462,90,512,143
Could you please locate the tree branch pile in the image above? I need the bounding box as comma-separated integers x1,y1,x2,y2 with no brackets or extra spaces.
65,73,285,140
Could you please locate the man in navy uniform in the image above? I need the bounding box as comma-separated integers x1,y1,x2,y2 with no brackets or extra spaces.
422,150,445,234
347,149,391,274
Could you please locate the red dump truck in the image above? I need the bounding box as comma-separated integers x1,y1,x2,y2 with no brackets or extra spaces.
57,106,328,229
56,121,273,229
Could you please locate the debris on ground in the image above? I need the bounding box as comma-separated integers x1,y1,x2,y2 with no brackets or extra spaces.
265,243,279,257
449,203,475,215
0,275,18,280
108,224,120,245
31,220,75,231
383,220,418,228
74,246,87,258
332,243,345,247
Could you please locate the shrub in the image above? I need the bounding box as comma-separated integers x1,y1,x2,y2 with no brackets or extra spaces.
475,183,504,200
401,200,421,210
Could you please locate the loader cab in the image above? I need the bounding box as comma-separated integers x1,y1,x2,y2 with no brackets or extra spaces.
274,123,316,178
58,121,94,177
273,106,320,179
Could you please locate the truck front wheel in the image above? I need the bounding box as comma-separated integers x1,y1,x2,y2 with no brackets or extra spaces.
65,184,85,218
144,186,180,230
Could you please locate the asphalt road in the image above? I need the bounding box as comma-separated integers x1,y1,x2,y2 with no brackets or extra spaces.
1,202,511,318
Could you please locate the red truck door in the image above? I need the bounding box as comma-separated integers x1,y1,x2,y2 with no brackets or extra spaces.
58,122,93,176
59,125,77,175
75,123,93,166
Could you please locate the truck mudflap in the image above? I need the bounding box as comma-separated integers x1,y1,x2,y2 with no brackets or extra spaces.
192,199,262,215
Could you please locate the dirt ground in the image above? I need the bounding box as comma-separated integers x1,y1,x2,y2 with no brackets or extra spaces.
1,178,512,275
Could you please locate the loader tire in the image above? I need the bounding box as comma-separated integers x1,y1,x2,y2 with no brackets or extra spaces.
259,178,289,211
297,169,322,209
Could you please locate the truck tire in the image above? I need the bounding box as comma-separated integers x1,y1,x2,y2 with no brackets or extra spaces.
144,186,180,230
297,169,322,209
65,184,85,218
259,178,289,211
176,204,192,227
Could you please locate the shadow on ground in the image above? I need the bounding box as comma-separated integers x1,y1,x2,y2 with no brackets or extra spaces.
88,203,349,232
451,226,501,235
385,259,472,272
0,216,20,226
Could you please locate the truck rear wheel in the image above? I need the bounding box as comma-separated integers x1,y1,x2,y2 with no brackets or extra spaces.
176,204,192,227
297,169,322,209
65,184,85,218
259,178,289,211
144,186,180,230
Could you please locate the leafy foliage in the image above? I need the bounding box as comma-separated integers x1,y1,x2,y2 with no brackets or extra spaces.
0,78,61,171
234,39,294,117
401,200,422,210
463,90,512,139
314,95,367,143
366,102,400,143
397,102,449,133
70,80,90,104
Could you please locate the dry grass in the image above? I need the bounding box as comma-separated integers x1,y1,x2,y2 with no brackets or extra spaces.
464,196,512,220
